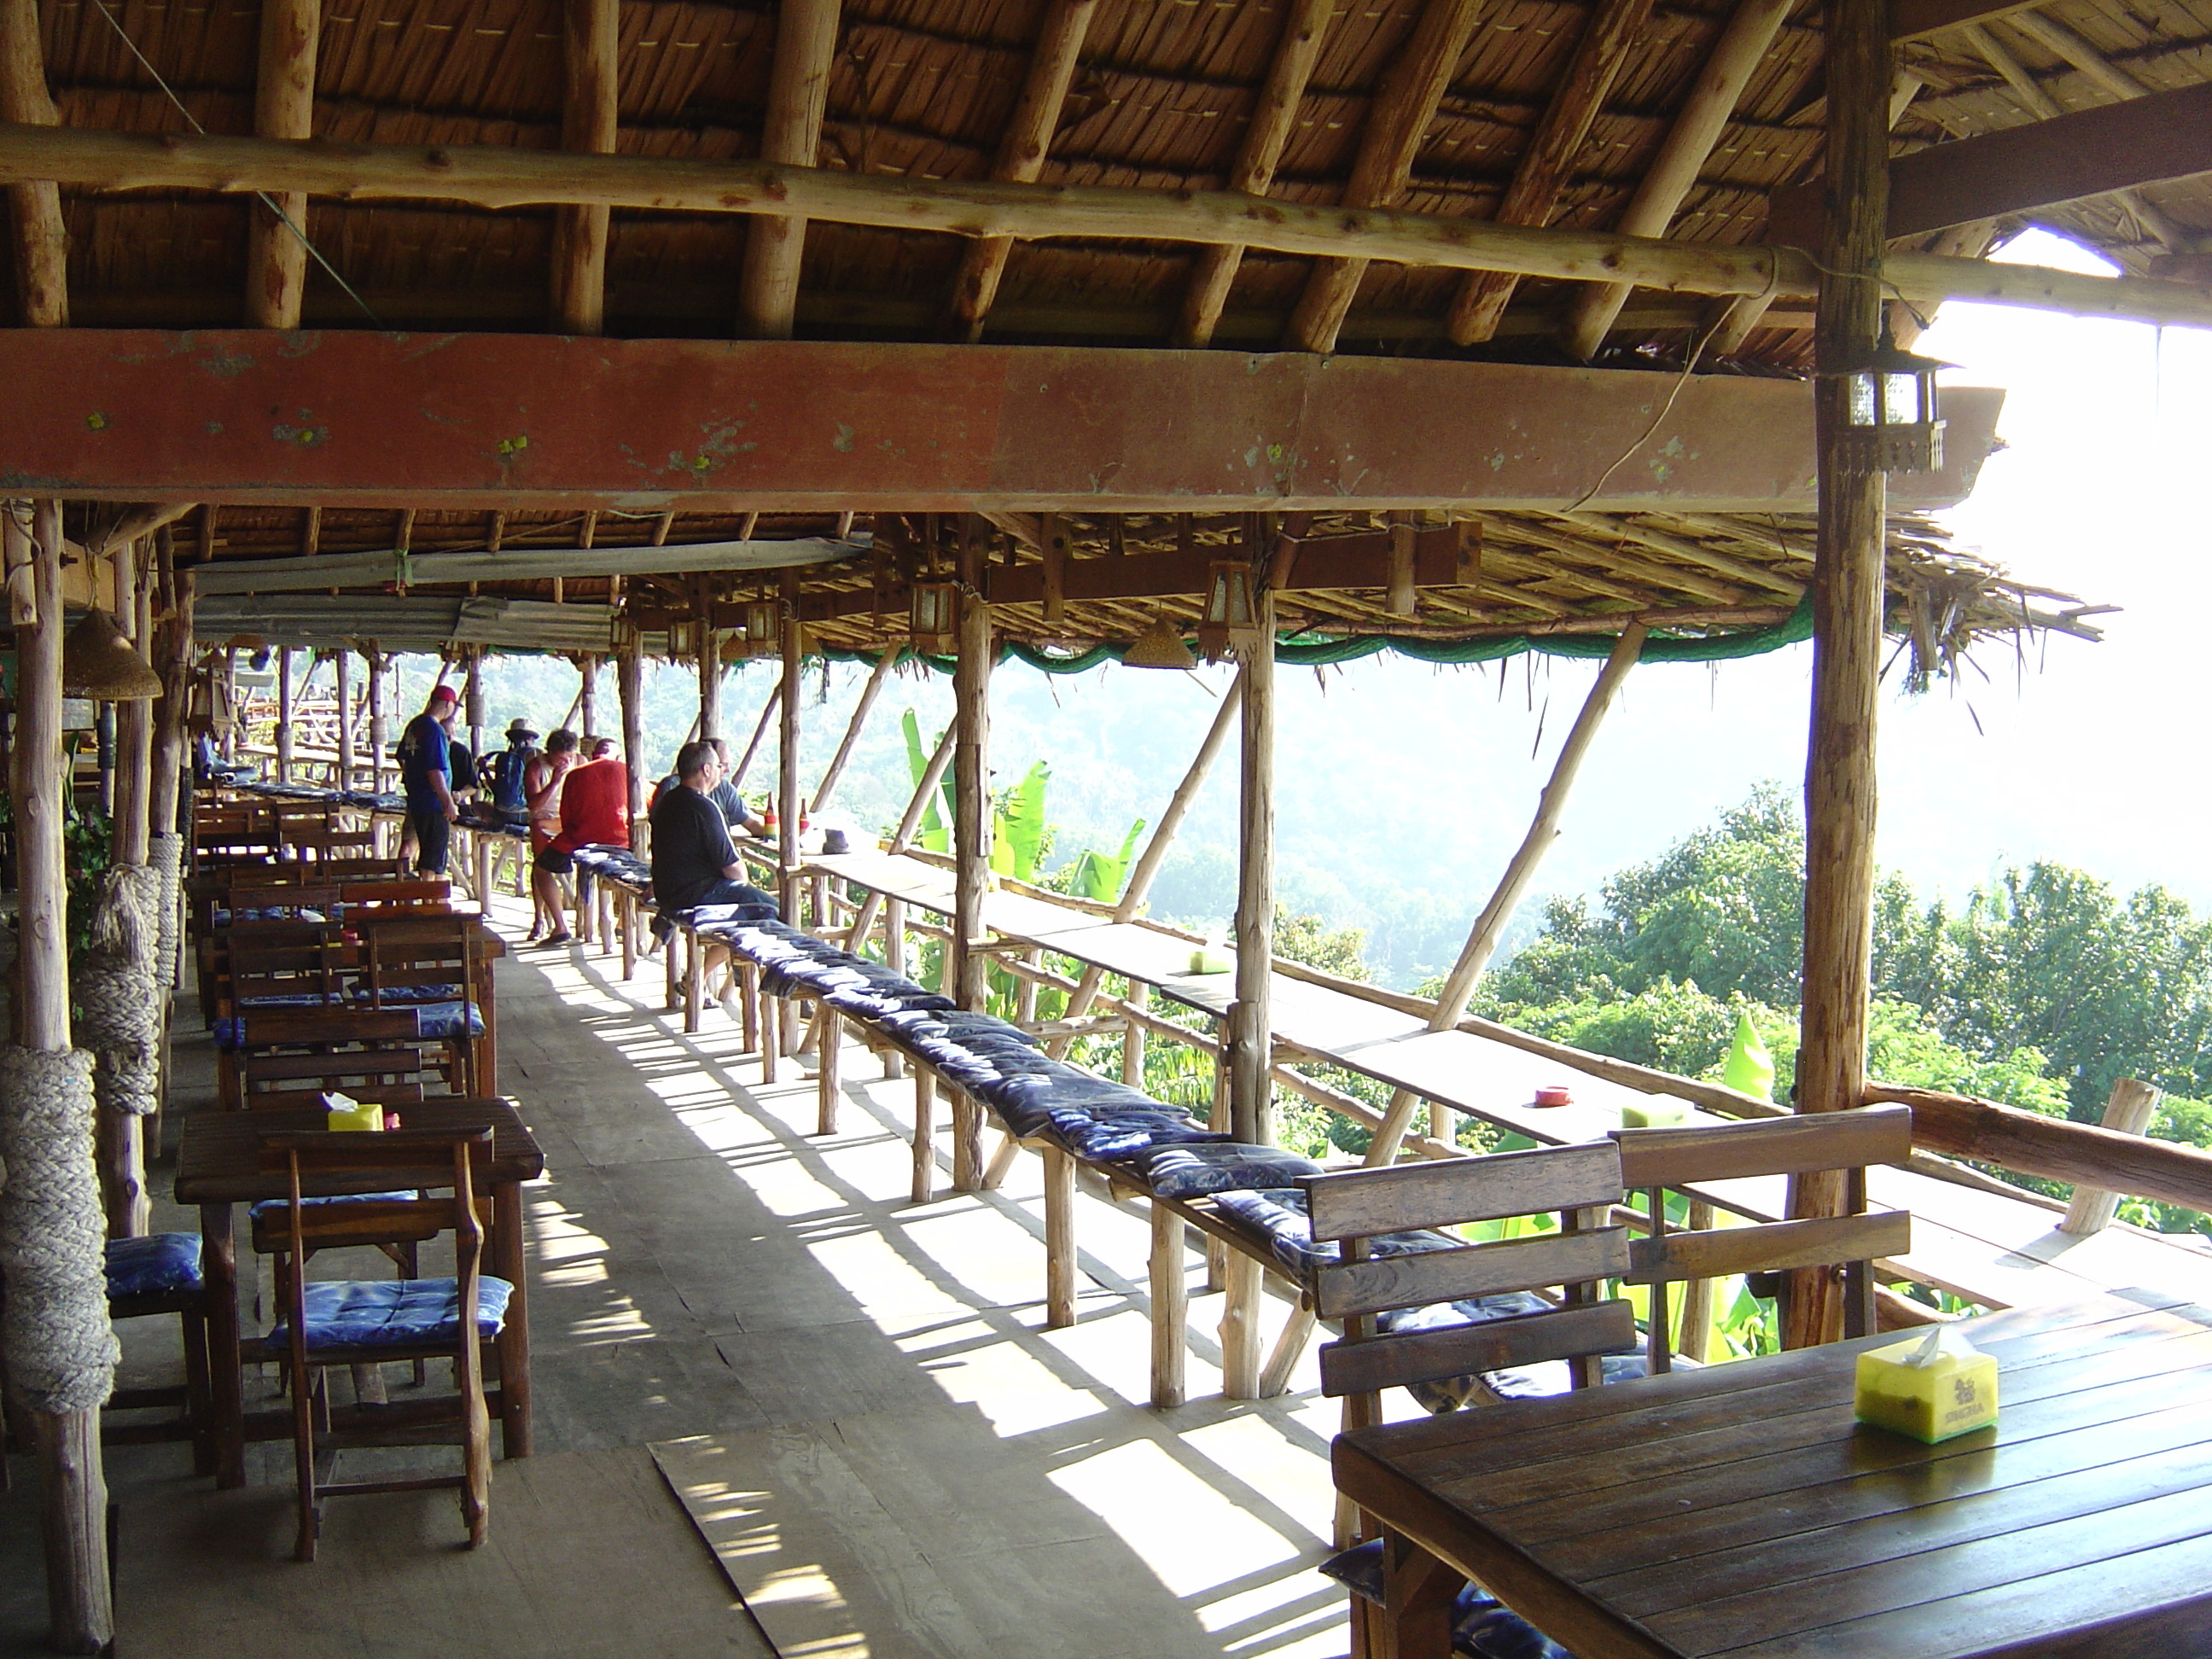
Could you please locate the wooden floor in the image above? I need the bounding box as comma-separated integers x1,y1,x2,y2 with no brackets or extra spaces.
0,894,1355,1657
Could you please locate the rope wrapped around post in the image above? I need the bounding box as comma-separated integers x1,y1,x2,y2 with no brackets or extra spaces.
148,833,183,989
0,1045,118,1413
71,864,162,1119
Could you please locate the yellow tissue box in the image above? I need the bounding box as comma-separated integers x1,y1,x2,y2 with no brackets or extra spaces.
1854,1332,1999,1443
322,1093,385,1133
1621,1099,1690,1128
1186,947,1231,975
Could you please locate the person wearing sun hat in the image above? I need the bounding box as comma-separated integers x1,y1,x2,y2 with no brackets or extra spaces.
485,717,540,821
396,683,462,874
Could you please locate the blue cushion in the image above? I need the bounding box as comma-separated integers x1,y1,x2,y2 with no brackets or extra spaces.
1132,1142,1324,1200
1319,1542,1574,1659
1211,1187,1465,1278
1045,1111,1228,1163
412,999,485,1039
265,1275,513,1349
247,1190,414,1220
105,1233,203,1301
357,982,465,1005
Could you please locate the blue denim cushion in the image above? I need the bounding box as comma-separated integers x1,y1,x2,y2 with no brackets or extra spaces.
1132,1142,1324,1199
265,1275,513,1349
247,1190,414,1220
356,983,465,1005
413,1000,485,1039
105,1232,204,1300
1211,1187,1465,1278
1045,1112,1227,1163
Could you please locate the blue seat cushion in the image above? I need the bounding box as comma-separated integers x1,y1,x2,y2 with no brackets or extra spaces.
264,1275,513,1349
412,999,485,1039
357,982,465,1005
1045,1111,1228,1163
1210,1187,1464,1278
1319,1542,1575,1659
1374,1297,1674,1412
1131,1142,1324,1200
248,1190,415,1220
105,1233,204,1301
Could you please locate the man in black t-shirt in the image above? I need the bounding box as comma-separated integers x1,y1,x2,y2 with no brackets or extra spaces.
649,740,777,1016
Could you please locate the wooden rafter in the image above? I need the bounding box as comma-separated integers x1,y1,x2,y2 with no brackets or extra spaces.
247,0,319,328
1175,0,1336,349
945,0,1097,343
1561,0,1798,361
737,0,841,341
0,0,65,326
550,0,620,335
1446,0,1662,346
1283,0,1484,353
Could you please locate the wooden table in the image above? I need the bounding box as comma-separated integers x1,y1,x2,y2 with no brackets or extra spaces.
172,1097,545,1488
1334,1297,2212,1658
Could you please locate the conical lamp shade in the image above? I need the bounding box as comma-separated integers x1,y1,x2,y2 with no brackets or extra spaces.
1123,614,1196,671
62,609,164,701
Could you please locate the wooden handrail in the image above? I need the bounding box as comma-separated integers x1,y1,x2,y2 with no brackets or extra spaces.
1869,1082,2212,1218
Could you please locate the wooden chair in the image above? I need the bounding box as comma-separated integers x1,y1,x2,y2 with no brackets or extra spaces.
220,1006,428,1110
1307,1143,1636,1659
255,1128,506,1562
96,1236,214,1474
357,915,494,1095
1610,1103,1915,1370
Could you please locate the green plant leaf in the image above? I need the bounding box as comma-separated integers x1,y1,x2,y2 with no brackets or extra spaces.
991,762,1050,881
899,707,950,854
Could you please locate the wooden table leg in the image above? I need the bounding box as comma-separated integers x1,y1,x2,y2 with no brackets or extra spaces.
1220,1251,1265,1400
911,1070,936,1205
683,929,702,1034
620,893,636,981
1150,1202,1187,1409
492,1177,531,1458
951,1090,983,1193
201,1202,247,1488
817,1010,841,1136
740,962,760,1055
663,921,680,1011
761,990,781,1086
1044,1145,1076,1329
1382,1529,1463,1659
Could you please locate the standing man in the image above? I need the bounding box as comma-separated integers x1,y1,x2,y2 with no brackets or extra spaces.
397,683,462,874
649,740,777,1019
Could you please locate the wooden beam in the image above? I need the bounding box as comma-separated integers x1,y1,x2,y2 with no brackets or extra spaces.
1561,0,1798,360
2058,1077,2161,1237
275,644,294,780
809,648,895,813
696,575,722,741
0,330,2013,514
0,0,66,325
777,571,801,917
1284,0,1484,354
335,646,354,787
1176,0,1336,348
952,519,992,1010
1888,0,2040,44
618,633,646,847
946,0,1097,343
737,0,841,341
148,532,191,848
247,0,319,328
6,125,2211,329
550,0,619,335
1447,0,1660,346
1788,0,1890,1354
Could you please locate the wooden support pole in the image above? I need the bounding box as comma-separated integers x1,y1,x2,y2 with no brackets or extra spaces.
2059,1078,2163,1236
736,0,841,340
335,646,354,789
577,651,599,742
810,649,896,814
463,646,485,764
366,649,388,792
1365,624,1645,1165
1560,0,1803,360
0,0,68,326
952,519,993,1011
946,0,1097,341
1385,511,1417,616
778,570,802,917
148,536,190,842
274,645,294,781
696,577,723,742
1043,1144,1077,1328
219,647,236,763
1228,557,1276,1148
10,499,114,1655
1176,0,1335,348
1787,0,1891,1353
246,0,319,328
1444,0,1659,345
729,673,783,797
1149,1201,1187,1407
113,543,152,865
618,635,646,847
550,0,619,334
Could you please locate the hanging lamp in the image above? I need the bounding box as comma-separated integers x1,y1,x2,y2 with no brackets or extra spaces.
62,609,163,701
1123,614,1196,671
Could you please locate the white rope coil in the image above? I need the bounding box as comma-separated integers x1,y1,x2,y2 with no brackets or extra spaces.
0,1045,118,1413
72,864,162,1118
149,832,183,988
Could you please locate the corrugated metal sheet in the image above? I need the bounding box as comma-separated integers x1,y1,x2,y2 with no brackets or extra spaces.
195,595,614,655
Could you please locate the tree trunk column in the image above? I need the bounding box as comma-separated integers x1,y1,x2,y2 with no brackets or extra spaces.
1789,0,1891,1352
952,520,992,1011
273,645,294,780
1,498,119,1655
618,636,646,850
697,577,723,743
777,571,802,920
335,646,355,789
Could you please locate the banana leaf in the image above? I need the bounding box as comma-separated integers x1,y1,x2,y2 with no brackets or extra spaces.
899,707,950,853
990,761,1050,882
1069,816,1148,902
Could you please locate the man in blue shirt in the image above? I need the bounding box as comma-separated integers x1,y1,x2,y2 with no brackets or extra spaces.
397,684,462,874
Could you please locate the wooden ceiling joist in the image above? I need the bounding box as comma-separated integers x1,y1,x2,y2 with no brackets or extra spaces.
1888,0,2041,44
6,124,2208,330
0,0,66,326
247,0,318,329
737,0,841,341
1444,0,1660,346
946,0,1097,343
0,329,2006,514
550,0,620,336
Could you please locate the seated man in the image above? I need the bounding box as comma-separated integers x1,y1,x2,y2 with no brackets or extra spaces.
652,736,765,835
649,740,777,1017
531,740,630,948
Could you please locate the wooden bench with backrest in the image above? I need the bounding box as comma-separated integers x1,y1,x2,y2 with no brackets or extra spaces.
1610,1103,1915,1370
354,913,497,1095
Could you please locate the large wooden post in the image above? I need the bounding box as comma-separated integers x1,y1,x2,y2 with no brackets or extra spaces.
696,577,723,742
618,635,646,846
274,645,294,780
952,519,993,1011
366,649,388,792
246,0,319,327
335,646,355,789
114,542,153,865
148,533,191,843
1220,535,1277,1399
463,647,486,765
577,651,600,742
1788,0,1892,1352
4,499,116,1654
777,570,803,919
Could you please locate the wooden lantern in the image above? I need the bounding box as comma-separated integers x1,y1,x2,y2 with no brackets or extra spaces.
1196,562,1265,663
742,599,779,660
911,581,958,655
1833,333,1948,475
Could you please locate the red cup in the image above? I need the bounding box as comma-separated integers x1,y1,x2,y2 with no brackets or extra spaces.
1533,1085,1574,1108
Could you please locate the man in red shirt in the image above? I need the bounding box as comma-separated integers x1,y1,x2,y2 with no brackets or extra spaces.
530,750,631,947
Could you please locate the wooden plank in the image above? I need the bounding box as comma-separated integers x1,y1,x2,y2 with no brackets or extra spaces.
1890,0,2045,43
1613,1107,1913,1187
1316,1227,1630,1320
0,0,68,325
1308,1142,1623,1241
1621,1212,1911,1284
1876,1084,2212,1218
1318,1301,1639,1398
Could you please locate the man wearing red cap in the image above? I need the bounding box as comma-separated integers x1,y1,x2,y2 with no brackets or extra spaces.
397,683,462,874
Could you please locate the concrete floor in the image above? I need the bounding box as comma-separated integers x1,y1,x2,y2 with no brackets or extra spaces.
0,897,1359,1657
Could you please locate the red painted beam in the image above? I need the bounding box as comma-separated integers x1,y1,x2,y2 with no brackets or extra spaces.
0,330,2000,514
